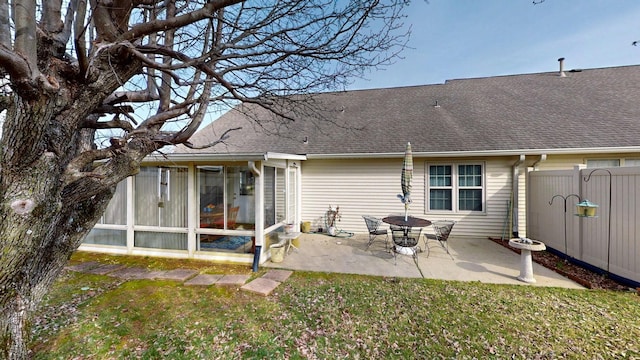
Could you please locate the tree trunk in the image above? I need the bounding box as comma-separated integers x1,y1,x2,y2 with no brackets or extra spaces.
0,96,116,359
0,172,113,359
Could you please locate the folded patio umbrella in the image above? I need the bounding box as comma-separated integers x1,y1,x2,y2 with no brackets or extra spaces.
401,142,413,221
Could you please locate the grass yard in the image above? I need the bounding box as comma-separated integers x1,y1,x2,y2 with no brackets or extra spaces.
30,253,640,359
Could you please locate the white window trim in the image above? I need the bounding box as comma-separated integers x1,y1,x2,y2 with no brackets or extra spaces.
425,161,486,214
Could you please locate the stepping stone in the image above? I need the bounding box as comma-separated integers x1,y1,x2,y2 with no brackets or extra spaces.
184,274,224,286
241,278,281,296
85,264,126,275
65,261,101,272
154,269,199,281
216,274,250,286
109,267,152,279
146,270,169,279
262,269,293,283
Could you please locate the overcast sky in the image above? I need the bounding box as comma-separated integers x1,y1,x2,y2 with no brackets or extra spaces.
347,0,640,90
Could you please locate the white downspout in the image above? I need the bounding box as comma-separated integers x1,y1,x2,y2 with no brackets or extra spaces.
248,161,261,177
512,154,525,237
531,154,547,171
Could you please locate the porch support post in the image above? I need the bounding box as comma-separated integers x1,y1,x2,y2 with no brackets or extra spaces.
250,161,264,271
187,164,196,256
126,176,135,253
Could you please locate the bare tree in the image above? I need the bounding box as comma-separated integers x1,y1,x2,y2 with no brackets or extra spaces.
0,0,409,357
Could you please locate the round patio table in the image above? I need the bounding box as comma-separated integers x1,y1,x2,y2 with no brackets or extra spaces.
382,215,432,255
382,215,431,228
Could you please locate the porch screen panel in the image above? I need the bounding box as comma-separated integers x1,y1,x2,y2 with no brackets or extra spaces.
288,168,297,224
264,166,276,227
84,229,126,246
232,166,256,229
134,232,187,250
199,166,224,229
98,180,127,225
135,167,159,226
225,167,240,229
161,167,188,227
135,166,187,227
276,168,286,224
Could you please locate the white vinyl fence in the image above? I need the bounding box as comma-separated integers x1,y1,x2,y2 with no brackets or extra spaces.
528,166,640,284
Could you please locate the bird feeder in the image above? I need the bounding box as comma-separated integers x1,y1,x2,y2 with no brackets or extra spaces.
576,199,598,217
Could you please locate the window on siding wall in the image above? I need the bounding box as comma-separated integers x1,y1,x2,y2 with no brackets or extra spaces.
587,158,640,167
429,165,452,210
624,159,640,167
427,163,484,212
586,159,620,168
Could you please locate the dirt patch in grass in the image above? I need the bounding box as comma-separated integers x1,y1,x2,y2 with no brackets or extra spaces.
488,237,632,291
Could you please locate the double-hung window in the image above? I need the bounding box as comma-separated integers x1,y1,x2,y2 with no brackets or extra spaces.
427,163,484,212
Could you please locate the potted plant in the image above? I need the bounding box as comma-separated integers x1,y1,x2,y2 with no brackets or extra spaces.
326,205,340,236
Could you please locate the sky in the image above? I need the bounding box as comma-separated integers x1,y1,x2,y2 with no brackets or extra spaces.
347,0,640,90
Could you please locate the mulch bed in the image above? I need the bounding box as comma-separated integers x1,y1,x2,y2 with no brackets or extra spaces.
488,237,633,292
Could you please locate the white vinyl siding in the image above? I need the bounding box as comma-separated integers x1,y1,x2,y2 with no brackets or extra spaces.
300,158,512,239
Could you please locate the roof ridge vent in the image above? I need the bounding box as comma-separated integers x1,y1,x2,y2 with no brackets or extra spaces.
558,57,566,77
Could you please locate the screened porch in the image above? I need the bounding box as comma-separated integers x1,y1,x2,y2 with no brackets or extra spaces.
81,155,304,268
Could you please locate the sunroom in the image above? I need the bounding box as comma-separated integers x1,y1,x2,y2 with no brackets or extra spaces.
80,152,305,270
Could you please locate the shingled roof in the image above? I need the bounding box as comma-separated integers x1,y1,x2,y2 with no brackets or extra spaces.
177,65,640,158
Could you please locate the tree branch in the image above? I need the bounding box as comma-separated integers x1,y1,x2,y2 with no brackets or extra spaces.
62,147,114,186
83,115,135,131
183,126,242,149
103,91,158,106
117,0,244,42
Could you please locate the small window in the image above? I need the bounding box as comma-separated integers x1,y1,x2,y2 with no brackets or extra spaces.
623,159,640,167
427,163,484,212
586,159,619,168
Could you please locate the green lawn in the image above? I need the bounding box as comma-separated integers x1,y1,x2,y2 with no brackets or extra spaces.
30,253,640,359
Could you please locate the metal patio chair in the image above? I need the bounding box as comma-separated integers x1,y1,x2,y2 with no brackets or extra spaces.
424,220,456,259
390,225,422,266
362,215,389,250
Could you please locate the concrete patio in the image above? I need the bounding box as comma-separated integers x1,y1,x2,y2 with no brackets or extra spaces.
263,233,584,289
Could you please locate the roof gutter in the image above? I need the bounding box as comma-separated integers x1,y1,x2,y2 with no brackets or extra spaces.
305,146,640,160
143,152,306,163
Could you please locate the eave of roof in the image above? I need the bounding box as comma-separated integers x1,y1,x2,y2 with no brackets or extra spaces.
305,146,640,160
143,152,307,163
